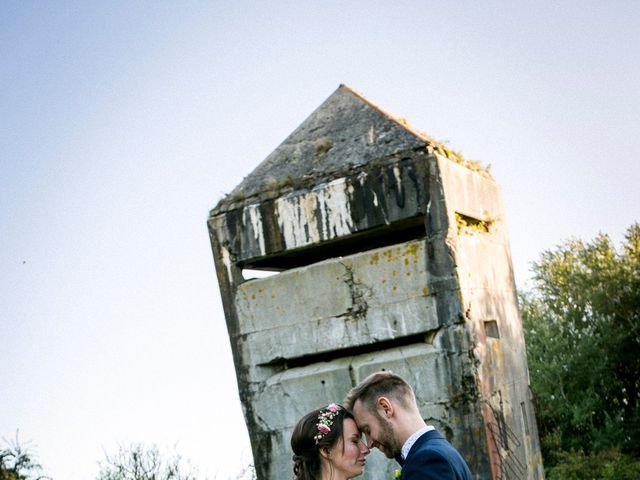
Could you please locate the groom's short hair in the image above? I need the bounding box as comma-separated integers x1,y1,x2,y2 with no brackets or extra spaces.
344,371,415,413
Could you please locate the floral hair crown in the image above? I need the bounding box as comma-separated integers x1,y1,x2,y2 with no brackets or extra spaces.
314,403,342,444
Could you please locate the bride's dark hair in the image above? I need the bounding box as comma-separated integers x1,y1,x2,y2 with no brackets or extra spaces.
291,404,353,480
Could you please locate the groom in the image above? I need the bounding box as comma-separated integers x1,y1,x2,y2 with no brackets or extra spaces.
344,371,473,480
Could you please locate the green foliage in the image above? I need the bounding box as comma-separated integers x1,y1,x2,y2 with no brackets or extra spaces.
97,444,198,480
0,435,48,480
546,449,640,480
521,223,640,468
0,435,256,480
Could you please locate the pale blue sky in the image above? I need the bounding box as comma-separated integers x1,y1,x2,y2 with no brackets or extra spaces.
1,2,638,479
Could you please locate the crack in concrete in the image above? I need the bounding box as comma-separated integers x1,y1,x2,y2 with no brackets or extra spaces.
339,261,373,327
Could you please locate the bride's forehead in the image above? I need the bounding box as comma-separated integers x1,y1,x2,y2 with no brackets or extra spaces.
342,417,358,432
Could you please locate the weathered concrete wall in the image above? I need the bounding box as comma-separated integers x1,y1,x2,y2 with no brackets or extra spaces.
234,240,437,366
212,151,430,269
208,85,544,480
438,157,545,479
221,234,489,478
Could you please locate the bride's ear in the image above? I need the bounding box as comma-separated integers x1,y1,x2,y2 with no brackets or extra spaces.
319,447,331,460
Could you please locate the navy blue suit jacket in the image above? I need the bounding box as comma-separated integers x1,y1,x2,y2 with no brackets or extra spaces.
399,430,472,480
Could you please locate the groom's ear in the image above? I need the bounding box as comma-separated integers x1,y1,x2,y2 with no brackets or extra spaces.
377,396,394,418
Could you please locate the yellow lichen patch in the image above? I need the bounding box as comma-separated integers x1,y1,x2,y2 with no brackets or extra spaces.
369,252,380,265
392,270,398,277
405,271,411,277
404,258,410,266
422,287,430,296
403,243,419,257
455,212,491,235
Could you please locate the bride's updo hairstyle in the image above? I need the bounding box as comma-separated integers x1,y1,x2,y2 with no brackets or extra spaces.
291,403,353,480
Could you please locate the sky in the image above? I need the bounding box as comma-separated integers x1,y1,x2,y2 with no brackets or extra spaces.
1,1,638,479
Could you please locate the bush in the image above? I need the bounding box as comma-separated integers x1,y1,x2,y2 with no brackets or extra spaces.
0,434,48,480
97,443,197,480
521,223,640,469
547,449,640,480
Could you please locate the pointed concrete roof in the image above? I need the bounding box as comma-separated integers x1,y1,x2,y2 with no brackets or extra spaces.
214,85,433,213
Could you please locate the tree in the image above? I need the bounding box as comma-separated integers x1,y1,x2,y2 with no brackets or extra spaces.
520,223,640,469
0,434,48,480
97,444,198,480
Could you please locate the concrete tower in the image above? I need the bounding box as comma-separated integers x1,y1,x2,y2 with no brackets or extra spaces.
208,85,544,480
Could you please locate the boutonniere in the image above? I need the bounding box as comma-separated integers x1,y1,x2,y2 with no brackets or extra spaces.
394,468,402,479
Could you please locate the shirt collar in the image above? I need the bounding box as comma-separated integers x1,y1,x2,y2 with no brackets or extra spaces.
401,425,435,460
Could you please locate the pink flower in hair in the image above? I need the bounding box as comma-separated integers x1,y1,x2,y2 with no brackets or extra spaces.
318,424,331,434
314,403,342,444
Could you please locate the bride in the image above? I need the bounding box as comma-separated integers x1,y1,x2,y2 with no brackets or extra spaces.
291,403,370,480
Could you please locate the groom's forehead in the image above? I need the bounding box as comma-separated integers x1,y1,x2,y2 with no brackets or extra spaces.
353,400,374,425
352,398,365,415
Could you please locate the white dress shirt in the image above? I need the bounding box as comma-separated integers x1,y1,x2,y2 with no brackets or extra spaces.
401,425,435,461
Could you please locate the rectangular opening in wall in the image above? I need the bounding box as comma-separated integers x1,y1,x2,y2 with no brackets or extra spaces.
259,330,438,370
521,402,530,436
455,212,491,234
484,320,500,339
241,269,280,280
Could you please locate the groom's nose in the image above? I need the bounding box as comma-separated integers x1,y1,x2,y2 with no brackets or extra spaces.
364,435,374,449
359,438,370,454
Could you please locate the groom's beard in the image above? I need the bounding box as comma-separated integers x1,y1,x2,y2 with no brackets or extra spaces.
376,416,403,459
